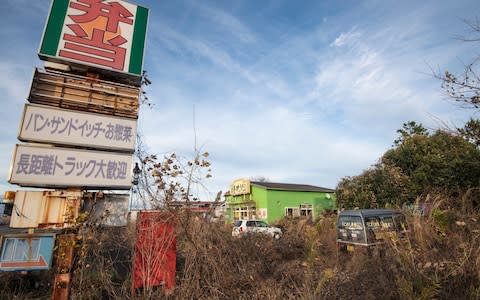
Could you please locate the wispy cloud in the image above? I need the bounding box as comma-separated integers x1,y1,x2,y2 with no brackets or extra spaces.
0,0,478,199
196,3,256,44
330,26,361,47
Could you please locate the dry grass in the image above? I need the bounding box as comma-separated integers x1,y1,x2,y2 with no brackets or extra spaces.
1,197,479,299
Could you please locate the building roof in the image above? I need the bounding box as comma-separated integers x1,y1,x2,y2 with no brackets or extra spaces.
250,181,335,193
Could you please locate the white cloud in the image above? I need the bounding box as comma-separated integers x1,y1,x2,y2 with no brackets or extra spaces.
196,3,256,44
1,0,478,200
330,27,361,47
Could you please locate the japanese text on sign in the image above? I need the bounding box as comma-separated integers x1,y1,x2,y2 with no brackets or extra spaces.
229,179,251,196
9,144,133,189
24,111,132,141
19,105,136,152
15,154,128,180
60,0,135,70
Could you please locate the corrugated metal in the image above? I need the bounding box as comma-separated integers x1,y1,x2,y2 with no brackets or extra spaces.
10,191,81,228
132,211,176,293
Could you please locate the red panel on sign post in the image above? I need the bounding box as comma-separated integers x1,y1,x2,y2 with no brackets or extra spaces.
132,211,176,294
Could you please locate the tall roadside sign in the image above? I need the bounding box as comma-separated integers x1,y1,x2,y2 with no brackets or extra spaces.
7,0,149,189
2,1,149,298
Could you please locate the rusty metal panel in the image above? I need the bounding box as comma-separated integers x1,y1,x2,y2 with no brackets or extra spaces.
9,191,45,228
9,191,81,228
85,193,129,227
133,211,176,293
52,273,71,300
28,68,140,119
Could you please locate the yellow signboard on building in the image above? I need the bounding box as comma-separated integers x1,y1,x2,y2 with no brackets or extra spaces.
229,178,251,196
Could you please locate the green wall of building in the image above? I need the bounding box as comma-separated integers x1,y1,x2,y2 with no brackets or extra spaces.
263,189,335,223
226,184,336,224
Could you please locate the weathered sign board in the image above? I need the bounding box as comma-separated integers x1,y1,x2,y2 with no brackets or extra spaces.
84,193,129,226
0,233,55,271
8,144,133,189
9,190,81,228
229,178,251,196
29,68,140,119
18,104,136,152
39,0,149,86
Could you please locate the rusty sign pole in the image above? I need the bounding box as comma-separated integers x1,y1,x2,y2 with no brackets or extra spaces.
52,233,76,300
51,187,82,300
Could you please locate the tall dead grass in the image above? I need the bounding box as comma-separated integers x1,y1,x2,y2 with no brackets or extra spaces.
1,196,479,299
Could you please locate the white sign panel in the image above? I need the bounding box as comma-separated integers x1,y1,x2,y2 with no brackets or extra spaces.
18,104,136,152
8,144,133,189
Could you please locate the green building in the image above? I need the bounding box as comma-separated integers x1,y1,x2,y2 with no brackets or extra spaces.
225,179,336,224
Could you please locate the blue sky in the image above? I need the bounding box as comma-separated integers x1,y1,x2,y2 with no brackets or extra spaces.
0,0,479,200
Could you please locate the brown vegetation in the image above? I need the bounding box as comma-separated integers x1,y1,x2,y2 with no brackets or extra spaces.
1,195,479,299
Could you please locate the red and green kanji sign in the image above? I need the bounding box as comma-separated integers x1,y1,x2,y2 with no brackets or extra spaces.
39,0,148,82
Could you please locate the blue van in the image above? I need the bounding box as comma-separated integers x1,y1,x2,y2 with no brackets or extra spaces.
336,209,408,253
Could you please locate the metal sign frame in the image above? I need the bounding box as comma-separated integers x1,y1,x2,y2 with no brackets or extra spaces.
0,233,56,272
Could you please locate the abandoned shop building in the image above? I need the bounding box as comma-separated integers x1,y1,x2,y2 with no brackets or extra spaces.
225,178,336,223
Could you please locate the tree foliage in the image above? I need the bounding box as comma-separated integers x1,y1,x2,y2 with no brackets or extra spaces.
393,121,428,146
336,123,480,209
383,130,480,196
336,163,409,209
457,117,480,147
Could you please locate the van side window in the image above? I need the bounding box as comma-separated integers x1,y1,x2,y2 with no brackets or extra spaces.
338,216,363,230
364,217,381,229
380,216,394,230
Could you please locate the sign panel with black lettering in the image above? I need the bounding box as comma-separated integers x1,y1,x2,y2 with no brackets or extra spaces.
8,144,133,189
18,104,136,152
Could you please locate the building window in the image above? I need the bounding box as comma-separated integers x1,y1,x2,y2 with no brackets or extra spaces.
285,207,299,217
1,238,40,262
300,204,313,217
233,206,256,220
